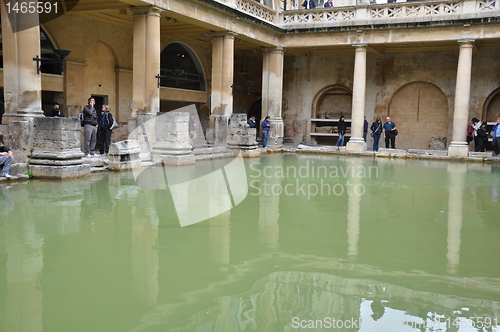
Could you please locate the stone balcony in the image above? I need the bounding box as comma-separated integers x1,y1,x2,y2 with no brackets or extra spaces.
212,0,500,28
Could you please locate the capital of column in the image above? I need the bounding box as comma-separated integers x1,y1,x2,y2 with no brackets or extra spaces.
212,31,237,40
352,43,368,51
457,38,475,48
130,6,164,17
262,46,284,55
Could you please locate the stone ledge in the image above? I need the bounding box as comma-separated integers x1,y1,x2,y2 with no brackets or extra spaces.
408,149,448,156
0,174,29,182
29,164,91,179
468,151,493,158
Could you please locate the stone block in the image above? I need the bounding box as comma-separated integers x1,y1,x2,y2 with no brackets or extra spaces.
158,154,195,166
30,164,90,179
227,113,258,151
448,144,469,157
468,151,493,158
109,140,141,155
8,120,33,163
108,140,142,171
241,149,261,158
81,157,107,167
9,163,29,175
377,148,407,157
428,136,447,150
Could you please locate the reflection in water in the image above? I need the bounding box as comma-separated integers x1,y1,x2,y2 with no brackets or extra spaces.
1,155,500,331
446,163,466,275
346,158,363,260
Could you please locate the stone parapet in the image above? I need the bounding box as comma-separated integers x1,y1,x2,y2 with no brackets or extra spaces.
29,117,89,179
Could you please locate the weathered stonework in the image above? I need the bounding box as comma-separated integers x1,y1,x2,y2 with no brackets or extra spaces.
227,113,259,156
29,117,89,179
108,140,142,171
152,112,194,166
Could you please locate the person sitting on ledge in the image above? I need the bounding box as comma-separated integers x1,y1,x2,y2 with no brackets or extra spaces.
0,132,13,179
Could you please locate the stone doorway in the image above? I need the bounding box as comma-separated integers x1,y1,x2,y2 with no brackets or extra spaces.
388,81,451,150
484,88,500,122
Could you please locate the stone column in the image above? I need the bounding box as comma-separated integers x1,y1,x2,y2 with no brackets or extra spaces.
261,47,285,149
1,3,43,122
346,43,368,152
209,32,235,146
448,39,475,157
131,6,162,117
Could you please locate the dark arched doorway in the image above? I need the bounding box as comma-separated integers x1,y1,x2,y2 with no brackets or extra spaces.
484,87,500,122
160,43,206,91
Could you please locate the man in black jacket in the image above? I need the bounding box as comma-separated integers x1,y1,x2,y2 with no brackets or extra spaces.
302,0,316,9
83,97,98,158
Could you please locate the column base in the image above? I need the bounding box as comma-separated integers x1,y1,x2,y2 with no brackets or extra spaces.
447,142,469,157
346,138,367,152
268,117,284,149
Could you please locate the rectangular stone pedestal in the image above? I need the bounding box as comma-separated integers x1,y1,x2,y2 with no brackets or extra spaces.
448,144,469,157
108,140,142,171
30,164,90,179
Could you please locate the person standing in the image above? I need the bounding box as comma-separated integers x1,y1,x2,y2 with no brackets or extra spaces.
383,116,397,149
98,105,114,156
336,116,346,147
0,132,13,179
262,116,271,148
46,103,65,117
491,117,500,157
302,0,316,9
370,117,383,151
475,121,488,152
83,97,99,158
324,0,333,7
363,116,369,142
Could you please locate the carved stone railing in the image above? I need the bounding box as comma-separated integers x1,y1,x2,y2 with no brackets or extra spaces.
235,0,277,23
280,0,500,26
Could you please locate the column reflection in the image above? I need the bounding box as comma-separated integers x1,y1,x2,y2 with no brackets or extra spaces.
446,163,467,275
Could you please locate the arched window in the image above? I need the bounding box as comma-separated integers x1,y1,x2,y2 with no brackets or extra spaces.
0,26,61,75
160,43,205,91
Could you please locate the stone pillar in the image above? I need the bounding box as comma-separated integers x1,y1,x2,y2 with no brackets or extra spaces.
346,43,368,152
448,39,474,157
1,2,43,122
227,113,259,157
208,32,235,146
131,6,162,117
29,118,90,178
152,111,194,165
262,47,285,149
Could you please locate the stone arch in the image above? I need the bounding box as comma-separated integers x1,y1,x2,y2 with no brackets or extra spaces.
312,84,352,119
483,87,500,122
83,41,117,116
160,42,206,91
388,81,451,150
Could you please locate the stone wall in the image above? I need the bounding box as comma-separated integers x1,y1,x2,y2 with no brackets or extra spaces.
283,48,500,150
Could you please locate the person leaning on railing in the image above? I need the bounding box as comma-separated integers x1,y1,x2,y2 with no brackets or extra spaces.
324,0,333,8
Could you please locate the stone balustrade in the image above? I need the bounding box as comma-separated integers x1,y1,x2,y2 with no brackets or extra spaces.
208,0,499,27
278,0,499,26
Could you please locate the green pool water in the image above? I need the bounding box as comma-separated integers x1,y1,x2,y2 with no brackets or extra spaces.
1,154,500,332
